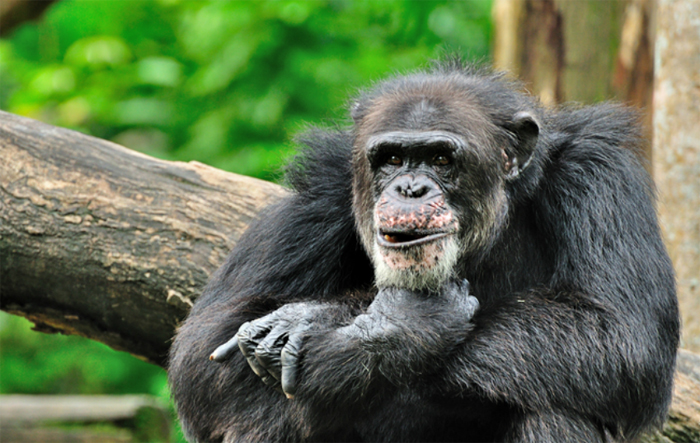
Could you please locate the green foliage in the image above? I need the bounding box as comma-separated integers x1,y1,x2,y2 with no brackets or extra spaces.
1,0,492,180
0,313,163,395
0,312,184,441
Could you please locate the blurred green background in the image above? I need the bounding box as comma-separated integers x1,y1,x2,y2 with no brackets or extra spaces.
0,0,492,440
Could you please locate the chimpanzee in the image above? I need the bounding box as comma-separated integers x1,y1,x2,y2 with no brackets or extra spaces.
168,60,679,443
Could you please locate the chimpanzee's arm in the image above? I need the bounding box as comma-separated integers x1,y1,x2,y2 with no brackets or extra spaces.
168,131,379,441
443,128,679,440
227,281,478,398
170,202,477,441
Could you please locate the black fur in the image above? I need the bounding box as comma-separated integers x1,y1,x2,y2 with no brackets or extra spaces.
169,63,679,442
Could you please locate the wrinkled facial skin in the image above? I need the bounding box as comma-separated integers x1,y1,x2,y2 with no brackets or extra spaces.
352,90,516,291
364,143,506,291
374,186,456,237
374,176,459,273
360,131,468,291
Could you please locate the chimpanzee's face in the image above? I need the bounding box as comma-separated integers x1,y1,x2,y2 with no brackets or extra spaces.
366,130,465,290
351,88,520,291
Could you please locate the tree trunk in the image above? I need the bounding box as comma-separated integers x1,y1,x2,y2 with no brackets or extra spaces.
653,0,700,355
0,0,57,36
0,394,171,443
641,349,700,443
0,110,286,366
492,0,655,159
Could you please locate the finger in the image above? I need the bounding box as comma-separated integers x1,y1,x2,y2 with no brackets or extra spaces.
241,320,284,393
209,335,239,362
255,324,289,381
280,330,305,399
237,320,273,378
258,373,282,391
464,295,480,317
241,314,278,342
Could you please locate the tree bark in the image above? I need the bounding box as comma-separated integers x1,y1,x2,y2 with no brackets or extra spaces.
0,110,286,366
492,0,655,160
653,0,700,355
0,394,171,443
0,0,57,36
642,350,700,443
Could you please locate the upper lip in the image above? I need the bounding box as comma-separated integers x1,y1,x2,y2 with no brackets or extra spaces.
376,230,452,248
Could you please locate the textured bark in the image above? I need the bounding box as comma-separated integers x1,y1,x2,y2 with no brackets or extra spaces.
0,110,286,365
653,0,700,354
642,350,700,443
492,0,655,159
0,394,168,424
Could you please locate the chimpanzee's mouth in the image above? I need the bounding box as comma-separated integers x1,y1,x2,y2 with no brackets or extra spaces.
376,230,451,248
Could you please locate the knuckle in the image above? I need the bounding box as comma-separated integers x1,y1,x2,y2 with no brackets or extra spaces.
260,375,279,387
281,347,298,364
237,325,255,341
255,343,272,360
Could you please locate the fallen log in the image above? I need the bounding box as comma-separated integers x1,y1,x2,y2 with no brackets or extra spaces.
0,394,170,443
0,110,285,365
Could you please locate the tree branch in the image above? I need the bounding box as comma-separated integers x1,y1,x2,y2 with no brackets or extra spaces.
0,110,286,365
0,0,57,36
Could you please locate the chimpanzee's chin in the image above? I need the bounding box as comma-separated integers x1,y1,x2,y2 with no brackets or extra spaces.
373,236,460,291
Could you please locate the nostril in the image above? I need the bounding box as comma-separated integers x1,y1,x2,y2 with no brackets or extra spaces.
392,176,435,199
411,184,429,198
395,183,430,199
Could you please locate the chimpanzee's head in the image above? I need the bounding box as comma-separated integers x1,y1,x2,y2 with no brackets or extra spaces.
351,67,540,290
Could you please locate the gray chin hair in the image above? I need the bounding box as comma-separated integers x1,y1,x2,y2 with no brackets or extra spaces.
372,236,462,292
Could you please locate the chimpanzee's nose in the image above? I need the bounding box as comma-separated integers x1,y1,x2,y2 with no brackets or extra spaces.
393,175,435,200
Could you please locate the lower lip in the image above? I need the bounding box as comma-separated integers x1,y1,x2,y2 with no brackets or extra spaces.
376,231,451,249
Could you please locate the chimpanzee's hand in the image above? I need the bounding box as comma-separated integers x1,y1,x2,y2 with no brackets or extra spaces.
210,281,478,395
340,280,479,376
210,302,328,399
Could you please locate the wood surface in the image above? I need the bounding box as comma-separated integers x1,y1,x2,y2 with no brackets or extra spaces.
0,110,286,365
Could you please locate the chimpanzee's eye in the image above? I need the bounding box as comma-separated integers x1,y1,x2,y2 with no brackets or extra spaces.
386,155,403,166
433,155,450,166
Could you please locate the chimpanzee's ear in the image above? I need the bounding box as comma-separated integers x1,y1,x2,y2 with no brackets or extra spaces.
351,101,365,124
502,111,540,179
